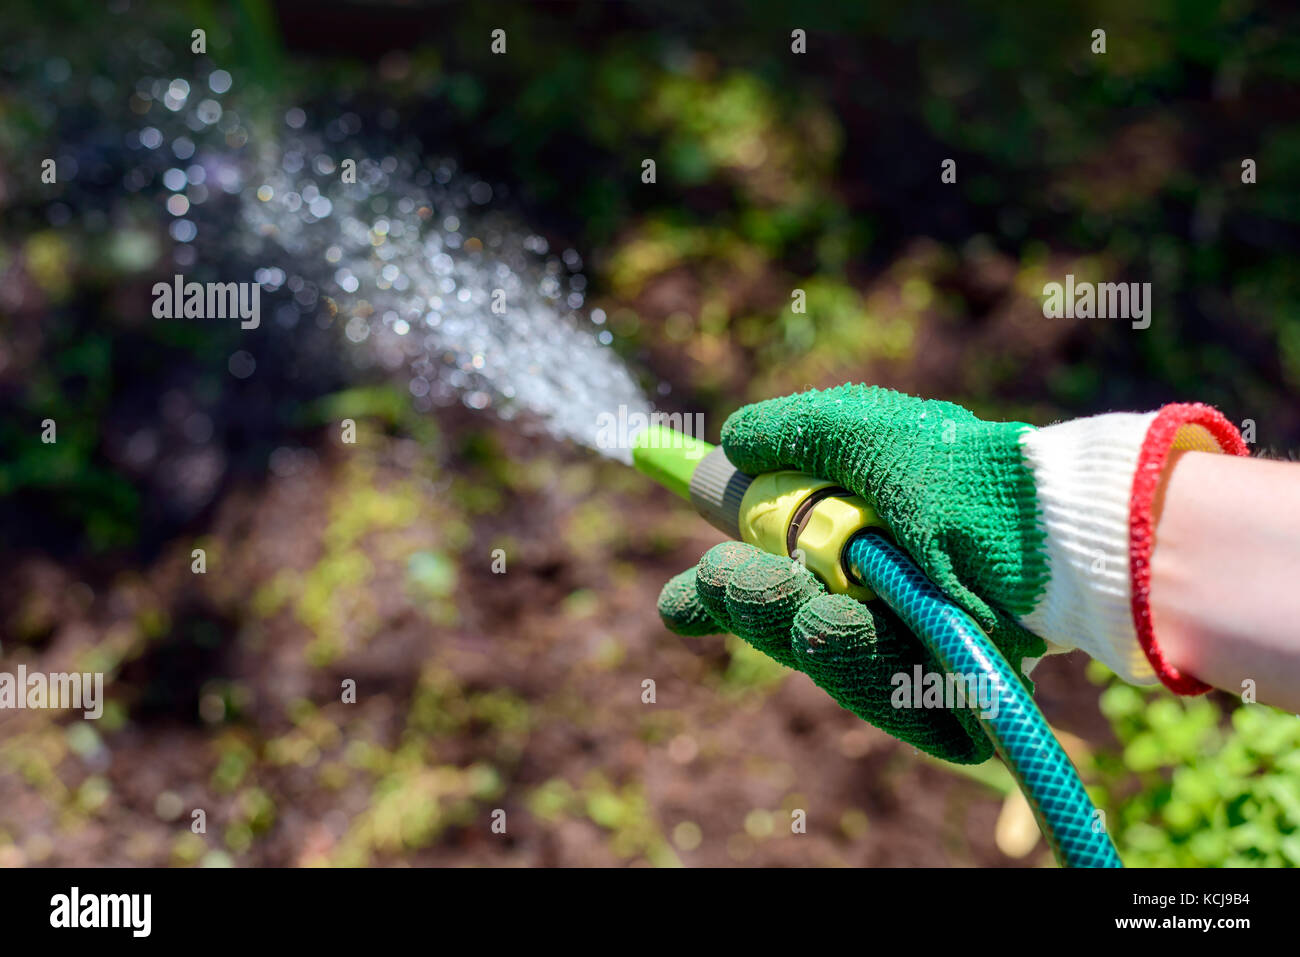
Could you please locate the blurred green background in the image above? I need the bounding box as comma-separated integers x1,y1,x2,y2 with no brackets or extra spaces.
1,0,1299,867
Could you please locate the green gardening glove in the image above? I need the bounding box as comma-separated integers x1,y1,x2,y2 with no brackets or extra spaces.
722,384,1052,667
660,383,1250,758
659,383,1056,764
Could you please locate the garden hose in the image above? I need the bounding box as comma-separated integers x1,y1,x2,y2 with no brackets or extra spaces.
632,424,1123,868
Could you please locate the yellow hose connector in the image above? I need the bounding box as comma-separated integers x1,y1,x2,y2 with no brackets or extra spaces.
737,470,833,553
794,494,885,601
737,471,886,601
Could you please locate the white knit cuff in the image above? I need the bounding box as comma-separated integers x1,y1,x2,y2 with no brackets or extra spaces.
1018,413,1159,684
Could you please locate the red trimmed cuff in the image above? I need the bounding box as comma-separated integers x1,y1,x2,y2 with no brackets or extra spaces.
1129,403,1248,695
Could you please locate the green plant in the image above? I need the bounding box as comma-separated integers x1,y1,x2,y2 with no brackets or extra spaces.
1090,661,1300,867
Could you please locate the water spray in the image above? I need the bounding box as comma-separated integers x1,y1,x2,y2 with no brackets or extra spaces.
631,424,1123,869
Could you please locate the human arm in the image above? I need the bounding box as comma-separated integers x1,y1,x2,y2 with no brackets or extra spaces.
1151,450,1300,711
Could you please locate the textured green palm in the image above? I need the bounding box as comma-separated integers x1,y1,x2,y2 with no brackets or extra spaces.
721,384,1048,672
660,542,992,763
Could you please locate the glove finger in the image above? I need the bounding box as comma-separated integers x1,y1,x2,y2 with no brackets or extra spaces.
694,541,765,630
657,567,725,636
723,549,823,669
720,389,837,478
793,593,992,764
721,384,932,485
721,385,977,503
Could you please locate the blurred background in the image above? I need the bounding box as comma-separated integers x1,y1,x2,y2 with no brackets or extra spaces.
2,0,1300,867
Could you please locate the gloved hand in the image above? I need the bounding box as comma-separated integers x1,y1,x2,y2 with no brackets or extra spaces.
659,384,1247,761
660,539,996,762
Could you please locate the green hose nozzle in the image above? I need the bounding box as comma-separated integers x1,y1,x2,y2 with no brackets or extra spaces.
630,425,715,501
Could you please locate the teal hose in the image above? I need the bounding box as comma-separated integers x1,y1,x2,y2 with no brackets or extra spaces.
844,529,1123,868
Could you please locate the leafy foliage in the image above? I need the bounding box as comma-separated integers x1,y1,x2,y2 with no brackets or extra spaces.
1090,662,1300,867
